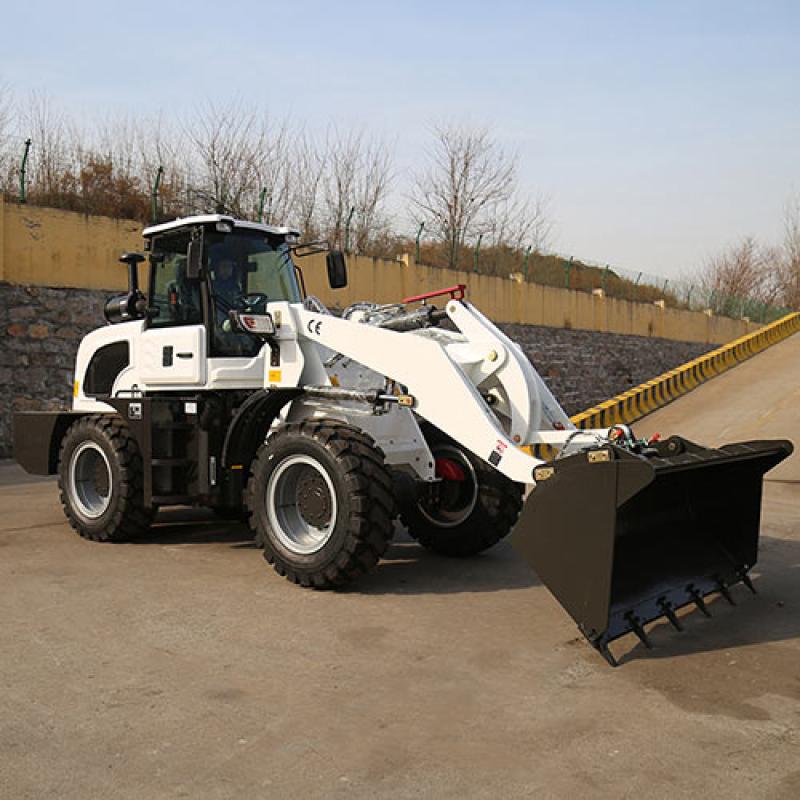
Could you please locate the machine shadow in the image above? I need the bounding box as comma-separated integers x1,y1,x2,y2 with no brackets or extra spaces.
134,508,256,548
134,510,538,594
615,534,800,665
356,535,540,595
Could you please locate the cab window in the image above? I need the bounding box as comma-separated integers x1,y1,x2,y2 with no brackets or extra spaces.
206,229,301,357
147,231,203,328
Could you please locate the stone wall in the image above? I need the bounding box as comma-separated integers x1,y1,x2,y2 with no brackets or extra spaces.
0,282,711,458
0,282,109,457
499,323,710,416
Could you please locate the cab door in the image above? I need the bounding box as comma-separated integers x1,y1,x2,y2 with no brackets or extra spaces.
138,229,208,387
139,325,206,385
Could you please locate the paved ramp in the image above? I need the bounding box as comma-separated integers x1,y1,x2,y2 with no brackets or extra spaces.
636,330,800,481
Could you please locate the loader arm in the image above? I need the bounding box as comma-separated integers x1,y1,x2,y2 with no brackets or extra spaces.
295,301,561,484
446,301,574,438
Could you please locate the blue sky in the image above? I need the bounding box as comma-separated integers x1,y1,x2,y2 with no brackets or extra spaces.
3,0,799,278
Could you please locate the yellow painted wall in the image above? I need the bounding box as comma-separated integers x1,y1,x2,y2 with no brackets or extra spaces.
0,197,145,290
297,252,758,344
0,198,759,344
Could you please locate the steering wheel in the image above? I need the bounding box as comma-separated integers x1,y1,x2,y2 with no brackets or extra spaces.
239,292,269,313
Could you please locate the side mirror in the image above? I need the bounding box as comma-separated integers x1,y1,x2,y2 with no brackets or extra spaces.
187,236,203,280
326,250,348,289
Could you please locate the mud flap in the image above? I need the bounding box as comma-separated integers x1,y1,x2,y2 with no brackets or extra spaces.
510,437,793,665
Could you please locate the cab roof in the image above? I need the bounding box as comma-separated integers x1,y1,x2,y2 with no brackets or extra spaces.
142,214,301,239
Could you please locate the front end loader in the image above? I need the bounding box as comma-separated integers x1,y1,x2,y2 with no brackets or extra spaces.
12,214,792,665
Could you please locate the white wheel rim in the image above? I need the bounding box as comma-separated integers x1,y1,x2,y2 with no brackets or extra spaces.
266,454,338,555
68,441,112,520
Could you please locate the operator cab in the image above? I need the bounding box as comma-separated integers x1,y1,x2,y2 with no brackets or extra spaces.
142,215,303,358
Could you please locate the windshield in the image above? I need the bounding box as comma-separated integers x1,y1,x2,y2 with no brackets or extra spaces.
207,228,302,357
207,229,301,308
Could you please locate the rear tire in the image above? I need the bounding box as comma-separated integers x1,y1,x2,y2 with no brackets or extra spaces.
400,428,524,557
58,414,154,542
246,420,395,588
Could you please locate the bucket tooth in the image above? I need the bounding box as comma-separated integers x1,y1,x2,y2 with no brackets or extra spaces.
625,613,653,649
658,598,684,632
688,585,712,617
595,641,618,668
740,573,757,594
716,578,736,605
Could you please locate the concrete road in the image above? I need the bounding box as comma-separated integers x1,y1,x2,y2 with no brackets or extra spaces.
635,329,800,481
2,337,800,799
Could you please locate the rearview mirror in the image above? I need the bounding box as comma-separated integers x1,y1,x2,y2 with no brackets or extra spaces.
326,250,348,289
186,236,203,280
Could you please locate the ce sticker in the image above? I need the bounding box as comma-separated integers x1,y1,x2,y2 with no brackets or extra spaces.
307,319,323,335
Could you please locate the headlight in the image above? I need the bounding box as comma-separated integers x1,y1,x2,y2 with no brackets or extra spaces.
231,311,276,336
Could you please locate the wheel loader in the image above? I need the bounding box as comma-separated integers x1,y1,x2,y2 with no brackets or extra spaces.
13,214,792,665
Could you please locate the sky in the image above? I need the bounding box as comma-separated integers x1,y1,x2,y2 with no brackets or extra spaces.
2,0,799,279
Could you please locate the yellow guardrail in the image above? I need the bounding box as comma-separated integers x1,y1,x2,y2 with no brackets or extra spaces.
571,311,800,430
526,311,799,461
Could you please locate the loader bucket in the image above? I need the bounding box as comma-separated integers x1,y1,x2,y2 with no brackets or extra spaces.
510,437,793,665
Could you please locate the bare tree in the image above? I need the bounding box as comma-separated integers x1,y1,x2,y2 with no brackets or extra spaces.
0,80,15,192
321,129,393,252
0,81,11,139
95,114,141,177
183,100,272,217
349,135,393,252
410,124,521,269
251,118,294,225
487,192,553,254
20,91,71,202
136,113,191,219
322,129,357,248
291,131,326,239
700,236,781,316
779,194,800,308
0,92,396,242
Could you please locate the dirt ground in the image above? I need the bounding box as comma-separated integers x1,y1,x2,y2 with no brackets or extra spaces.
2,334,799,799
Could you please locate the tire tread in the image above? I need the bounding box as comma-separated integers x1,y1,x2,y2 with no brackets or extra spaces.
400,427,524,557
246,420,395,588
58,414,153,542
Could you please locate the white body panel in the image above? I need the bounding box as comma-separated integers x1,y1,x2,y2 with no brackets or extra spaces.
73,321,141,414
73,294,606,486
138,324,207,385
206,354,265,389
293,305,543,483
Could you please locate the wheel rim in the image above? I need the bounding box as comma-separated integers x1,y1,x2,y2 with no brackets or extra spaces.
418,444,479,528
266,454,338,555
68,441,112,520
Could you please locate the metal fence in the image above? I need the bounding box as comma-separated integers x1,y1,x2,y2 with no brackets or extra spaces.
540,253,792,324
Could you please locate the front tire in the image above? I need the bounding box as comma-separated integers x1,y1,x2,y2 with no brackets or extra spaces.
400,428,524,557
246,421,395,588
58,414,154,542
